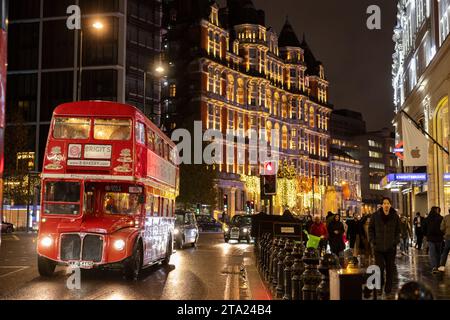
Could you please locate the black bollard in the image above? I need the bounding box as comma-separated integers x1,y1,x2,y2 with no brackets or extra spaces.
262,234,272,273
271,238,284,288
275,239,288,296
317,253,340,300
266,238,278,282
301,247,322,300
283,241,295,300
291,243,305,300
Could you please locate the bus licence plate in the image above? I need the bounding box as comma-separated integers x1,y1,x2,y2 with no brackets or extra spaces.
68,261,95,269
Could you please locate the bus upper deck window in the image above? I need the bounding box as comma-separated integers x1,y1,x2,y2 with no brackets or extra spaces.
94,119,131,140
53,118,90,139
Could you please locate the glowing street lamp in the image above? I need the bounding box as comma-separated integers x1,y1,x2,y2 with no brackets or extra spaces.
155,65,165,74
92,21,104,30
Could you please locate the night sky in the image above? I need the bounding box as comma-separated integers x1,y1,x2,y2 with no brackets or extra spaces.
220,0,398,131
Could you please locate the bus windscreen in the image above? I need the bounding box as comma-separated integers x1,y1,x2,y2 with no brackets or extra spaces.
94,119,131,141
44,181,81,215
53,118,90,139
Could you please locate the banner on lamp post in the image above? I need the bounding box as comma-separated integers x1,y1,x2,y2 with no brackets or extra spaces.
401,114,428,167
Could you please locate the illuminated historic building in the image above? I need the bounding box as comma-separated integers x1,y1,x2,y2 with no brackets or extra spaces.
392,0,450,216
165,0,332,216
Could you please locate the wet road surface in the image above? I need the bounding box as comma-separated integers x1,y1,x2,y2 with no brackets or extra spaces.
0,232,259,300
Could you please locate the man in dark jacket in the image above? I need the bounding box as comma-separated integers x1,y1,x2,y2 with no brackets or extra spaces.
369,197,400,294
423,207,444,273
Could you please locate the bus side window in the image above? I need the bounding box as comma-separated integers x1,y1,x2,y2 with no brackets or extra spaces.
146,193,154,216
135,122,145,145
154,196,159,216
147,128,155,151
164,143,169,160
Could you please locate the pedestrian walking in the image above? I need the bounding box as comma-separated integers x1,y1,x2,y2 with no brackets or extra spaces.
438,210,450,272
310,216,328,256
413,212,424,250
327,213,345,258
399,216,412,255
368,197,400,294
423,207,444,274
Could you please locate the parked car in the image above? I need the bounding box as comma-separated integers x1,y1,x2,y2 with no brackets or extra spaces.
196,215,222,232
174,210,199,249
223,214,253,243
1,221,14,233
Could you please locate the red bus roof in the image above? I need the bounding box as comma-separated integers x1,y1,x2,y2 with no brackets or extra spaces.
53,101,175,147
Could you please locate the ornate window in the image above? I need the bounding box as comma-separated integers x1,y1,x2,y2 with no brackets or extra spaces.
226,74,235,102
309,106,315,128
282,125,288,150
281,95,288,118
237,78,244,105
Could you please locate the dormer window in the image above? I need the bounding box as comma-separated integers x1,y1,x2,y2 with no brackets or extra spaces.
210,6,219,26
319,65,325,79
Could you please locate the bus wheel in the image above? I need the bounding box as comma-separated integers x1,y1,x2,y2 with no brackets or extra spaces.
124,243,142,281
38,256,56,277
162,236,172,266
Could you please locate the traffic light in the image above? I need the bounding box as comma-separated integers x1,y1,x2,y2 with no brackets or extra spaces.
264,161,276,176
262,175,277,195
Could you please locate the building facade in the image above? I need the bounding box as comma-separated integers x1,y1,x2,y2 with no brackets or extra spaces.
5,0,164,176
165,0,333,216
392,0,450,216
329,147,362,216
330,109,396,213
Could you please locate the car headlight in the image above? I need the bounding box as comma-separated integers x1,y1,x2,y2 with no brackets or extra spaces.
224,226,229,232
174,228,180,235
40,236,53,248
113,239,126,251
242,228,248,233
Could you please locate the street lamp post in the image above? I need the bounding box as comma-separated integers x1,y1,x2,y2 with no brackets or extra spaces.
143,64,166,122
26,171,40,232
77,21,104,101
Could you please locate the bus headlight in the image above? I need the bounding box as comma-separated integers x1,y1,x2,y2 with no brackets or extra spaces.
242,228,248,233
40,236,53,248
174,228,179,235
113,239,126,251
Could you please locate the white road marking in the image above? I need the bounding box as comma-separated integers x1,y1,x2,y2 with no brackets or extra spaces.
0,266,30,278
224,265,240,300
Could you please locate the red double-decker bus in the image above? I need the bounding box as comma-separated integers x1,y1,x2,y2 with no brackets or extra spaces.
37,101,179,279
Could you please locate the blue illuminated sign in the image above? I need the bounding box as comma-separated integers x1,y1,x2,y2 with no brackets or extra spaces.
393,173,427,182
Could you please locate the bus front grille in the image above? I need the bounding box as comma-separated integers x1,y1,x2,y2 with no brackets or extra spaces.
60,234,81,261
82,235,103,263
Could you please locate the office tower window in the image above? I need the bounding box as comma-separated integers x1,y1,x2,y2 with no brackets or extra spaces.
79,0,120,14
6,74,38,123
43,20,75,69
44,0,74,17
40,72,73,122
8,23,39,71
83,17,119,67
81,69,118,101
9,0,40,20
